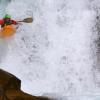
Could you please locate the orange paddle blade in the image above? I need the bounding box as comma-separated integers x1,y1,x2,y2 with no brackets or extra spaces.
0,25,16,38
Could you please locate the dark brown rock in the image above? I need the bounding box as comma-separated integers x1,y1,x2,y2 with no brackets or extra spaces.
0,69,21,91
5,90,49,100
0,69,49,100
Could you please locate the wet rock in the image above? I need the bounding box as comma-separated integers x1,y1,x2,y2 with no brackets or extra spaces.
0,69,49,100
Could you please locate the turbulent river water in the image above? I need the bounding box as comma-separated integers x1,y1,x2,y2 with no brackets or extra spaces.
0,0,100,99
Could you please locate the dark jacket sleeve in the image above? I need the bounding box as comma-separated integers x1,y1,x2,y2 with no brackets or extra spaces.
0,20,4,25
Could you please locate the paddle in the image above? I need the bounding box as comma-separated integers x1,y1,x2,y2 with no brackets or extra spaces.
18,17,33,23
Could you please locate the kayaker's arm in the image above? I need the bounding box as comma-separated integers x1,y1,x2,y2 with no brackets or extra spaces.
11,20,18,25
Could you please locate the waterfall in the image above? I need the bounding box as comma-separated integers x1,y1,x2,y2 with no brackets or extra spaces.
0,0,100,99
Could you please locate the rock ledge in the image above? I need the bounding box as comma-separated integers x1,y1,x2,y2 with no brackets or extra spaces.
0,69,49,100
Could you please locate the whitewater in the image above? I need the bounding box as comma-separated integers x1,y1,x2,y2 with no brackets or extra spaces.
0,0,100,99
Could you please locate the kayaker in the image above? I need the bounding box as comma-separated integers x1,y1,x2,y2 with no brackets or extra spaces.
0,14,33,38
0,14,18,28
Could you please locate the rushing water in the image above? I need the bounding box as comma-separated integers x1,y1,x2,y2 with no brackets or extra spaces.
0,0,11,17
0,0,100,99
